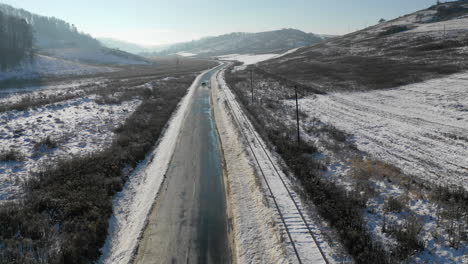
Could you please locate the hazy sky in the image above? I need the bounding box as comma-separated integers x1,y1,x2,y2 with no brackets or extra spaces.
1,0,446,46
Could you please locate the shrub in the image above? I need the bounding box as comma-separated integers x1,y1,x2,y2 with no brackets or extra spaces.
0,149,24,162
386,214,424,259
33,136,58,152
378,25,409,37
384,196,406,213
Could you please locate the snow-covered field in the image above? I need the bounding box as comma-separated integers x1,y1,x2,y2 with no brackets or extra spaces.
0,55,114,81
176,52,197,57
0,96,140,201
0,78,106,106
218,48,302,71
218,53,279,65
295,72,468,189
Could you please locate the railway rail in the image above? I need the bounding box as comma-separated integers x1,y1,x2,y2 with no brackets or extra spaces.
215,68,328,264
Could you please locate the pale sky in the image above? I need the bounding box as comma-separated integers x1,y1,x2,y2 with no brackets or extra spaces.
0,0,449,46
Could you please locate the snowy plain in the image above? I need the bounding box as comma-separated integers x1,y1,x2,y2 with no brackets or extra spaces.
294,72,468,189
218,53,280,65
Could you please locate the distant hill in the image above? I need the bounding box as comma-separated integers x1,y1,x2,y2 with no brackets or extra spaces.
0,3,99,49
146,28,324,57
258,0,468,92
98,38,170,54
99,38,149,54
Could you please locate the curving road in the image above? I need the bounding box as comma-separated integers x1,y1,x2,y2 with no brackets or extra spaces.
133,64,231,264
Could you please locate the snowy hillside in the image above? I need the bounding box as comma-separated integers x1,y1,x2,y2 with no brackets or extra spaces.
43,47,150,65
149,29,324,57
260,0,468,92
0,55,114,81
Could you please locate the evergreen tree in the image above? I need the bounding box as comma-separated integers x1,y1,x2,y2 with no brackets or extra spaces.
0,10,33,70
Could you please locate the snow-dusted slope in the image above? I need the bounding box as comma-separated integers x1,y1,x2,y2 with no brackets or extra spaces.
0,55,114,81
45,47,148,65
260,1,468,92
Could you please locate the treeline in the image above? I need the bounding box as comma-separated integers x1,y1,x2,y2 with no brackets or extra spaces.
0,11,33,70
0,3,99,49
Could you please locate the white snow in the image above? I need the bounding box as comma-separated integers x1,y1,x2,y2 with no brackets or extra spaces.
273,47,301,59
0,55,114,81
176,52,197,57
407,17,468,33
218,53,279,65
0,96,140,201
0,78,106,105
295,72,468,190
97,66,217,264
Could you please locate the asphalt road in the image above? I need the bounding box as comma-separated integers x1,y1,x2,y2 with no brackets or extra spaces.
134,64,231,264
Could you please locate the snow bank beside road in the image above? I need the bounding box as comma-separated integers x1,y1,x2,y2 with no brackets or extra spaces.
98,67,215,264
212,68,289,263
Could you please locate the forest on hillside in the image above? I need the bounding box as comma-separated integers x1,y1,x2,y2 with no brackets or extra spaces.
0,3,99,49
0,11,33,70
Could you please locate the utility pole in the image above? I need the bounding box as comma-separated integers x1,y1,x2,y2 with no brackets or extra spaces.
294,85,300,145
443,24,446,41
250,70,254,104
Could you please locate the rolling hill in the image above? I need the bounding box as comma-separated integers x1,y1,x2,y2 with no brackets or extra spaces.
0,3,149,69
257,0,468,92
147,28,326,57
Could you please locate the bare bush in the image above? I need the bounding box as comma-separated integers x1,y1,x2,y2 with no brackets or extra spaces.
0,149,24,162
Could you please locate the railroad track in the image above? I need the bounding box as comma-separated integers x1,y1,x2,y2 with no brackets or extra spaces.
215,68,328,264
